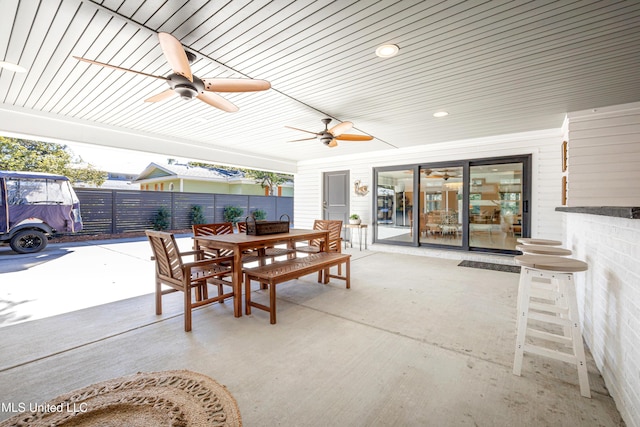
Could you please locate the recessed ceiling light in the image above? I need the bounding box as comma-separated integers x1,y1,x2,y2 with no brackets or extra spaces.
0,61,27,73
433,111,449,118
375,44,399,58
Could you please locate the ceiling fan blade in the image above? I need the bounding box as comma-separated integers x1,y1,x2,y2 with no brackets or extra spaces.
158,32,192,82
144,89,176,103
284,126,319,135
73,56,168,81
287,137,316,142
328,139,338,148
329,121,353,136
202,78,271,92
196,92,238,112
335,134,373,141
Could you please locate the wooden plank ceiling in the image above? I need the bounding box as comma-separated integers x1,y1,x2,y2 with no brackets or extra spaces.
1,0,640,169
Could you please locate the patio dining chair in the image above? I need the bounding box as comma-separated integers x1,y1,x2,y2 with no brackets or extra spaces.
297,219,344,279
192,222,261,265
237,221,296,261
296,219,343,254
145,230,234,332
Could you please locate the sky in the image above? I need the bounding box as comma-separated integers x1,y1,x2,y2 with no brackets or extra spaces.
61,141,192,175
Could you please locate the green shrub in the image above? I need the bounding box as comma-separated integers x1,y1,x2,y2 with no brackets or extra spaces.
153,206,171,230
190,205,206,225
223,205,244,224
251,209,267,220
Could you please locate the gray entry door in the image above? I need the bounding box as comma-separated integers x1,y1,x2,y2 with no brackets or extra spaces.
323,170,349,224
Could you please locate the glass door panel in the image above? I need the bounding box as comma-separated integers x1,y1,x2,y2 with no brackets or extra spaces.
469,163,522,250
418,167,463,247
375,169,414,243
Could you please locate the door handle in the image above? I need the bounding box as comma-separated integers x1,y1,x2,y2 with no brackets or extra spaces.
523,200,529,213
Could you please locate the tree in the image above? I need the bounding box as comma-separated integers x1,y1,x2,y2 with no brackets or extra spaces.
0,137,106,186
243,170,290,195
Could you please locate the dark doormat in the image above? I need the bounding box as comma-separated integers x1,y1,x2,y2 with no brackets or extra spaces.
458,260,521,274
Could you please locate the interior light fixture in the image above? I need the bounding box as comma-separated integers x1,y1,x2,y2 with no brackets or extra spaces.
433,111,449,118
0,61,27,73
375,44,399,58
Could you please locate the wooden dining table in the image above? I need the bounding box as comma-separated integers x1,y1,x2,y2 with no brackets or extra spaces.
193,228,330,317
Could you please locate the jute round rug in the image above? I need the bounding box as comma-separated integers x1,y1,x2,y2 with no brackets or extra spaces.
0,370,241,427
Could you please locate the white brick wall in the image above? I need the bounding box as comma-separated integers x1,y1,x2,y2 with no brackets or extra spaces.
563,213,640,427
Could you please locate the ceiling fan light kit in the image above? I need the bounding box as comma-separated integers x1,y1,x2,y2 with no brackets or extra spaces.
165,74,203,100
73,32,270,112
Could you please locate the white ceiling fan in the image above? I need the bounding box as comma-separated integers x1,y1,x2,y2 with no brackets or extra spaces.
73,32,270,112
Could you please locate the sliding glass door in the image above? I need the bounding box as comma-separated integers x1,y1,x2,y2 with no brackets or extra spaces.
373,155,530,253
375,167,414,244
468,162,525,251
418,167,463,247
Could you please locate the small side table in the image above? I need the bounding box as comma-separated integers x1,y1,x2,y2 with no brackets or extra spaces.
344,223,368,251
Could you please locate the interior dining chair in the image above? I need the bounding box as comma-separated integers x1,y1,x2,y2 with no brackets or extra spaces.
237,221,295,261
145,230,234,332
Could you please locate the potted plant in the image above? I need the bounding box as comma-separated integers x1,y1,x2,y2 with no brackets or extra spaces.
223,205,244,224
251,209,267,220
349,214,361,225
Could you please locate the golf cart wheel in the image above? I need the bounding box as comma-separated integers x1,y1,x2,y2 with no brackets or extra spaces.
9,229,48,254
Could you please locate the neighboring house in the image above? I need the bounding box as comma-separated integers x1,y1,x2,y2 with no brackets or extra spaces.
74,172,138,190
133,162,293,196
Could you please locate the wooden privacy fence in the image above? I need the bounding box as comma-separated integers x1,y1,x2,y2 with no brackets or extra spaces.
74,188,294,235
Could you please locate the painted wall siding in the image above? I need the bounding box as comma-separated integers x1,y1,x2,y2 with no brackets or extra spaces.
567,102,640,206
280,186,294,197
183,181,230,194
295,128,563,242
229,184,265,196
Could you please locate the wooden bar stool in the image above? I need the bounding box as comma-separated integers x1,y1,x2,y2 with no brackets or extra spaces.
513,254,591,398
517,238,563,246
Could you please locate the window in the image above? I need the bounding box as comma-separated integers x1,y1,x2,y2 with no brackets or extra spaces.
6,178,74,205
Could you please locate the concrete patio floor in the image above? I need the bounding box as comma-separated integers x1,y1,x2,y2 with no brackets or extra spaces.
0,238,624,426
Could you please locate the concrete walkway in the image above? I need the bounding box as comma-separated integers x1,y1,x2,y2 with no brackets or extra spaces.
0,238,624,426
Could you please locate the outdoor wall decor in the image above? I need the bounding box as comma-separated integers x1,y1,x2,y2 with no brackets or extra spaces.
354,180,369,196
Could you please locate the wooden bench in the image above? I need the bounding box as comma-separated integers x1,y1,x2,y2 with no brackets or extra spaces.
244,252,351,324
